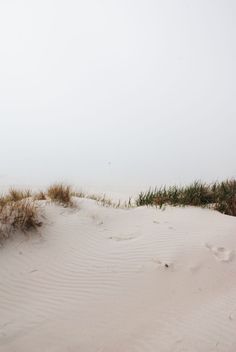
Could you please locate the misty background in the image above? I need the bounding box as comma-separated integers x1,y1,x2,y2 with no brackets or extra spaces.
0,0,235,195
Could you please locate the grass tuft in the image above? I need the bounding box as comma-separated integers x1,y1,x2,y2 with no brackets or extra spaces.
0,199,42,242
34,191,47,201
8,188,32,202
47,184,72,206
0,188,32,207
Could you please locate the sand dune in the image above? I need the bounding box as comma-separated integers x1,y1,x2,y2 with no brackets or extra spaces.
0,198,236,351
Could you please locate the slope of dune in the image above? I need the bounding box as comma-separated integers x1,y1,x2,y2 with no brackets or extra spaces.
0,198,236,352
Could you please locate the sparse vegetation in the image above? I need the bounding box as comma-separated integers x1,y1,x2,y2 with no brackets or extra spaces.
136,179,236,217
87,194,119,207
74,192,134,209
47,184,72,206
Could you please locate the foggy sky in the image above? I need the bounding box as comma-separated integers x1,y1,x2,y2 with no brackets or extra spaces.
0,0,235,194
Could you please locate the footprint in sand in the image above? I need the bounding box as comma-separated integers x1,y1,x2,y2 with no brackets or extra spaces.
229,310,236,321
205,243,234,262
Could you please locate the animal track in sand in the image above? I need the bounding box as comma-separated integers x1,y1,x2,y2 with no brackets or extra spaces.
205,243,234,262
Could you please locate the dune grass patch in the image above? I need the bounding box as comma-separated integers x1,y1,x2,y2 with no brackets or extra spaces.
136,179,236,217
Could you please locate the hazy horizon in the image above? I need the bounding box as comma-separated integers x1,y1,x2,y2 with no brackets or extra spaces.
0,0,235,194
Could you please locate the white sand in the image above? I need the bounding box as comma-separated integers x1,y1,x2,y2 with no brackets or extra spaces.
0,198,236,351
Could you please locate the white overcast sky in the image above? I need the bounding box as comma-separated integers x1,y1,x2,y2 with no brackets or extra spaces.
0,0,235,193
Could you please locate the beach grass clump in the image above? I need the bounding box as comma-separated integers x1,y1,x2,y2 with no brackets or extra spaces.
0,199,42,241
178,182,214,206
213,179,236,216
0,188,32,207
8,188,32,202
34,191,47,201
136,179,236,217
47,184,72,206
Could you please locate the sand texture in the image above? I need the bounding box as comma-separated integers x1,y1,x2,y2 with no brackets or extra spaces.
0,198,236,351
